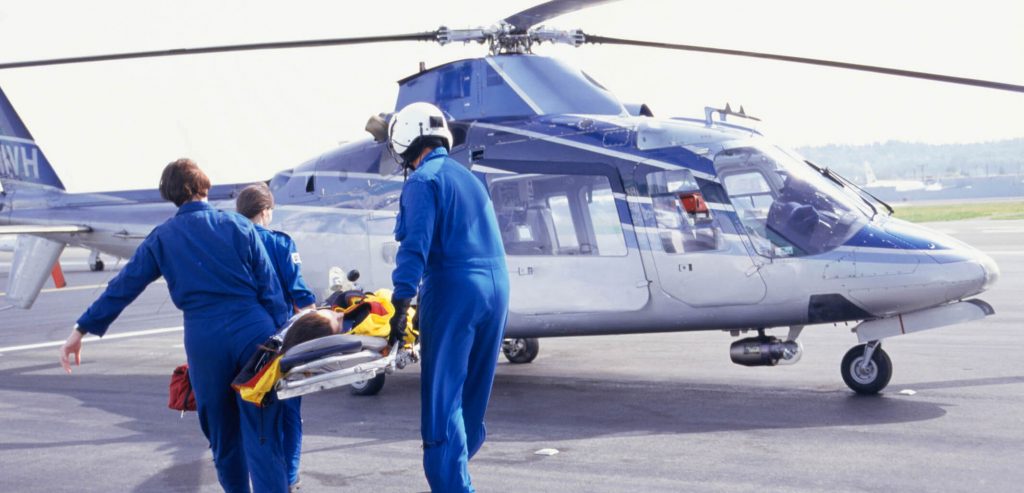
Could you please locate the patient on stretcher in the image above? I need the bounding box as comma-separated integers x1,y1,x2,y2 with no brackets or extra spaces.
277,311,387,378
280,309,343,353
234,294,413,404
260,286,421,400
277,290,417,375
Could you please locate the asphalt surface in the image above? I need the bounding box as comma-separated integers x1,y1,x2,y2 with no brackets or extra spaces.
1,220,1022,492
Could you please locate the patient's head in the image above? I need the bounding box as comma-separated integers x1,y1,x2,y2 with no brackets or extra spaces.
281,309,343,352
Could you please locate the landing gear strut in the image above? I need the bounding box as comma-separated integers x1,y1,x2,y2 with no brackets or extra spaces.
502,338,539,364
88,250,105,272
840,341,892,394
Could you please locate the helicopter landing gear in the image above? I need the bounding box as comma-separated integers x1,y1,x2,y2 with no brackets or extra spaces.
88,250,104,271
841,341,892,395
502,338,539,364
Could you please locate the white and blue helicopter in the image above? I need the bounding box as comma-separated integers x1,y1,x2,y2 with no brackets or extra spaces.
1,0,1016,394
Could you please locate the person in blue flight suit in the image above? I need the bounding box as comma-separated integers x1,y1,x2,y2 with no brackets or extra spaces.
236,182,316,492
59,159,292,493
386,102,510,493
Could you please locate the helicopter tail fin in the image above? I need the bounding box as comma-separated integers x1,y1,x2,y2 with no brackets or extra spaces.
862,161,879,186
0,85,65,191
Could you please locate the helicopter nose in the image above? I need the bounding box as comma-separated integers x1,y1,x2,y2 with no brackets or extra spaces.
841,219,998,316
925,239,998,302
977,250,1000,290
879,217,999,293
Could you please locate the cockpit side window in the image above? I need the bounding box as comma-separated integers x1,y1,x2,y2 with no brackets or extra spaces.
713,145,868,258
721,171,774,238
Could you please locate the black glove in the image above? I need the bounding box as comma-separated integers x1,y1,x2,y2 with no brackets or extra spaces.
389,297,412,347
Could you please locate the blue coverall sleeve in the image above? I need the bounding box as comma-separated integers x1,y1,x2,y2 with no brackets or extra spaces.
248,227,290,328
76,239,162,336
392,178,437,300
279,236,316,309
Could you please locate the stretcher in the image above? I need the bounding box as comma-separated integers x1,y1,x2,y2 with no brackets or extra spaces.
275,334,419,400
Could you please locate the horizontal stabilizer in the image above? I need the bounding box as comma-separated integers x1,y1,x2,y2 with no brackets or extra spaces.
0,225,91,234
5,235,66,309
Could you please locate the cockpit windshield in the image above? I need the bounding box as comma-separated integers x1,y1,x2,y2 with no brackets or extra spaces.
713,143,871,258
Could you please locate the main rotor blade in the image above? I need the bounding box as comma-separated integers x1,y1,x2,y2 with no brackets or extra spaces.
0,32,438,70
586,35,1024,93
503,0,622,32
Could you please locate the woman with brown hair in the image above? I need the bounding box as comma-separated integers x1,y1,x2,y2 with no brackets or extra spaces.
237,182,316,491
60,159,292,492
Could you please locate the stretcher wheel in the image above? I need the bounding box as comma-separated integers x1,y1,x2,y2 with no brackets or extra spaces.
503,338,539,364
350,373,386,396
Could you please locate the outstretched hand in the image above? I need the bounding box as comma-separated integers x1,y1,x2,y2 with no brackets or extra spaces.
59,329,84,374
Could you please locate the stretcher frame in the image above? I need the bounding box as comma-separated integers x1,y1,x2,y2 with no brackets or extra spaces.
275,342,418,400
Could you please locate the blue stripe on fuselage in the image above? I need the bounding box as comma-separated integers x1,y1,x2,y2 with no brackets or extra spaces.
845,223,948,250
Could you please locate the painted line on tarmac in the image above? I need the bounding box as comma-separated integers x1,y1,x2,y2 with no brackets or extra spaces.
0,283,109,297
0,279,166,297
981,227,1024,234
0,326,183,354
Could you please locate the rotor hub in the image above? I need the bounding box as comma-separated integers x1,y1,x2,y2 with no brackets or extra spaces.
437,25,585,55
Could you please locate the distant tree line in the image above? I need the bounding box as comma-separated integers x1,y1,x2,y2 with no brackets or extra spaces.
796,138,1024,183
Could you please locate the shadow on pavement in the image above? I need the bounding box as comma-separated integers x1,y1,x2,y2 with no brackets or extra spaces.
0,360,954,491
0,363,212,492
296,370,950,441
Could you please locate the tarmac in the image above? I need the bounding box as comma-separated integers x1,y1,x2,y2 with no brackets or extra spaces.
1,219,1022,492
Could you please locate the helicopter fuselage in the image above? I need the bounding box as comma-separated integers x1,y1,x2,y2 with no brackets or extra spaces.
256,108,997,339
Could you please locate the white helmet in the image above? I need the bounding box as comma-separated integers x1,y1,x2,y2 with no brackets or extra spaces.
388,102,453,161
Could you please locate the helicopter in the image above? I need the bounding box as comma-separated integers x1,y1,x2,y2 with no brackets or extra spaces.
0,0,1016,394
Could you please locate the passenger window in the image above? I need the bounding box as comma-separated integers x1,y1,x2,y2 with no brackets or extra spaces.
364,177,404,212
588,186,627,256
488,173,627,257
547,195,580,252
645,169,719,253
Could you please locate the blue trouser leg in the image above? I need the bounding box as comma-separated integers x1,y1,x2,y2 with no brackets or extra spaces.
420,297,472,493
419,266,508,493
238,392,287,493
190,349,250,493
282,397,302,486
463,267,508,459
186,315,289,493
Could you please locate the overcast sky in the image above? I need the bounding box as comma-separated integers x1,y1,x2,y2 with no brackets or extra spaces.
0,0,1020,193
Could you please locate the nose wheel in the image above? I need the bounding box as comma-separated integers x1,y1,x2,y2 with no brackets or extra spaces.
840,342,892,394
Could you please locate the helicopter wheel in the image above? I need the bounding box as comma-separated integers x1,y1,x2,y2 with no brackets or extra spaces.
503,338,539,364
350,373,386,396
90,259,105,272
840,343,892,395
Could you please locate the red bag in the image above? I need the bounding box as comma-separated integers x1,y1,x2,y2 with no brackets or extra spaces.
169,364,197,413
